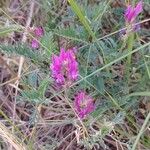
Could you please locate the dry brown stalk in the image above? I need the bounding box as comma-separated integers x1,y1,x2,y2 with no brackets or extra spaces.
0,122,27,150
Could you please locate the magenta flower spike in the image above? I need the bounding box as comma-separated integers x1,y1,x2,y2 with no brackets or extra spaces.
125,1,143,23
31,39,39,49
74,91,95,119
34,27,44,37
50,47,79,85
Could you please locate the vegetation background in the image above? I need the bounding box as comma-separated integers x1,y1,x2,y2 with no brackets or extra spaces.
0,0,150,150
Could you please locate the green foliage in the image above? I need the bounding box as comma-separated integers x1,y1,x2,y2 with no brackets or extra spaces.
26,71,39,88
0,25,22,36
21,78,51,103
0,44,43,63
41,32,57,57
21,90,40,102
93,77,105,94
54,26,88,42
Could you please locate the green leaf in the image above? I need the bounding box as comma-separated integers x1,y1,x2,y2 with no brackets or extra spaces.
94,77,104,94
0,44,42,63
27,72,38,88
112,111,125,124
0,25,22,36
92,102,112,118
21,90,40,101
38,78,50,98
41,32,57,57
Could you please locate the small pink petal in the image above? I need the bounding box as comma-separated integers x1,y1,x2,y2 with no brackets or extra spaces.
124,1,143,23
134,1,143,16
34,27,44,37
31,39,39,49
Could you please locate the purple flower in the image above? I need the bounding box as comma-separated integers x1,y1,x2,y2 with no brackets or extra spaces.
125,1,143,23
31,27,44,49
50,47,79,85
119,23,141,37
133,24,141,31
74,91,95,119
34,27,44,37
31,39,39,49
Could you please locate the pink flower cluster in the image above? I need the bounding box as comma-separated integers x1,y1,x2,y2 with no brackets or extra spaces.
31,27,44,49
120,1,143,37
50,48,79,85
124,1,143,23
74,91,95,119
50,48,95,119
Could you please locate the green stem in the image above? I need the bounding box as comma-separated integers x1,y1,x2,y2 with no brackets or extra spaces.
126,32,134,84
68,0,96,41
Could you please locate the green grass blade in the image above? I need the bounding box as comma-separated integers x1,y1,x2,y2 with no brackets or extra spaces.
131,112,150,150
144,57,150,79
68,0,95,41
128,92,150,97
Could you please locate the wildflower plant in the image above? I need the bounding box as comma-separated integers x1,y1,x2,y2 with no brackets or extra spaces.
0,0,150,150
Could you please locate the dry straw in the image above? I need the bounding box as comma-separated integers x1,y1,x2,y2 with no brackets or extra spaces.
0,122,27,150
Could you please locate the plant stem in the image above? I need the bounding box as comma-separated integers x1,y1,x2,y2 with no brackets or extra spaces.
126,32,134,85
68,0,96,41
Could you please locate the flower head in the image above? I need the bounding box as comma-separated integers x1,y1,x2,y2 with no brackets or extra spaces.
31,27,44,49
125,1,142,23
74,91,95,119
34,27,44,37
50,48,79,85
31,39,39,49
